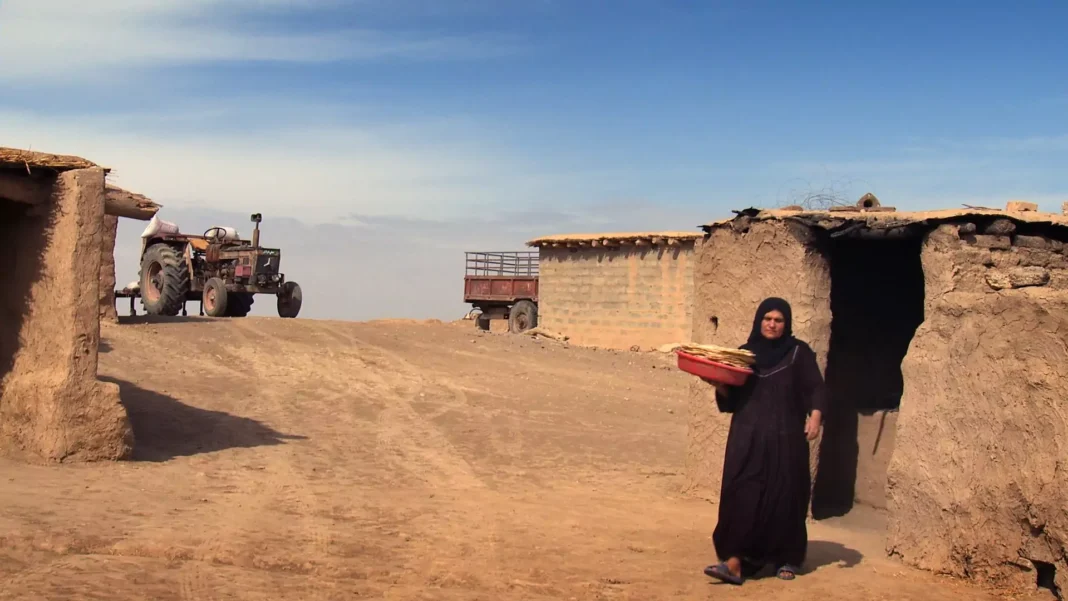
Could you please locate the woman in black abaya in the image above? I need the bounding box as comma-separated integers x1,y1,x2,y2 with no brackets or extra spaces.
702,297,826,585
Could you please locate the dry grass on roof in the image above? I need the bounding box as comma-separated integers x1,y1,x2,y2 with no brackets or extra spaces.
0,146,99,172
704,206,1068,230
105,185,160,208
526,231,702,246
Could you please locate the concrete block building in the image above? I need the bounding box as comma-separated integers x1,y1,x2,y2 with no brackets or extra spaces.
526,232,701,350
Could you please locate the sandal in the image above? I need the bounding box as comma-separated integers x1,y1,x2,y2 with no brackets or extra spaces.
776,564,799,580
704,562,744,585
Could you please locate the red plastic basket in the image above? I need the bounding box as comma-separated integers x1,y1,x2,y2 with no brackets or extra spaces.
676,350,753,386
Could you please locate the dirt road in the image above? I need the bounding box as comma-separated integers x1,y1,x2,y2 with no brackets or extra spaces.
0,318,1036,600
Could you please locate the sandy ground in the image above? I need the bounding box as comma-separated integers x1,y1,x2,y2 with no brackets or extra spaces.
0,317,1046,600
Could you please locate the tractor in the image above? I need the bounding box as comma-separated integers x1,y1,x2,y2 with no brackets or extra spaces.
137,213,302,318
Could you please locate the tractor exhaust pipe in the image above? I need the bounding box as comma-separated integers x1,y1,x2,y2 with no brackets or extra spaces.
251,213,262,248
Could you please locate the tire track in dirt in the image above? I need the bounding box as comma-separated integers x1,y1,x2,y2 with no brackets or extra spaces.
192,321,420,590
310,322,507,592
311,323,485,492
138,320,348,596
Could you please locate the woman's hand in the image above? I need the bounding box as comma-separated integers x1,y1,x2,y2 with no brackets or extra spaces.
804,410,822,441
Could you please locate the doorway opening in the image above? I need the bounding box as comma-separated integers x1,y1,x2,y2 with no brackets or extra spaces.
811,234,925,519
0,198,37,389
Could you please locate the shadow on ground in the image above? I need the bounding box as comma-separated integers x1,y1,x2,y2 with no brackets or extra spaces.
806,540,864,572
117,315,210,326
101,376,306,462
720,540,864,583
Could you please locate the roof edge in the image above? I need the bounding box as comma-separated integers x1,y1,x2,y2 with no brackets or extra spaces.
0,146,99,172
702,206,1068,231
527,231,702,248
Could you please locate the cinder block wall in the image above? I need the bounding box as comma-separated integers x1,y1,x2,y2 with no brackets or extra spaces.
538,244,694,350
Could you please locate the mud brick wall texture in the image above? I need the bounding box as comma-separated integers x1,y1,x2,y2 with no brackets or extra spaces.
0,168,133,462
99,214,119,323
890,223,1068,595
537,245,695,350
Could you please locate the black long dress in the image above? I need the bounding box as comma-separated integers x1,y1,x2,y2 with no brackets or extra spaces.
712,341,827,569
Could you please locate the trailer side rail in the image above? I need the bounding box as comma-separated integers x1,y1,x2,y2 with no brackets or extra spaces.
464,251,539,277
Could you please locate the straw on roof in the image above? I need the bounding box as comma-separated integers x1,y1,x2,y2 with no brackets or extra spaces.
527,231,702,248
703,206,1068,233
104,185,162,220
0,146,99,172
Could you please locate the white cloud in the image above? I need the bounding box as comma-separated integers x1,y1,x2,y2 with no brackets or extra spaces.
0,0,524,82
0,108,546,222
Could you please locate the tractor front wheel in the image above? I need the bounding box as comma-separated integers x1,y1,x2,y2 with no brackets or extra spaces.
278,281,302,318
203,278,229,317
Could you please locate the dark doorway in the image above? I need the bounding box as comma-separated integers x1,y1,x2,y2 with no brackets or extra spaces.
811,235,925,519
0,199,38,389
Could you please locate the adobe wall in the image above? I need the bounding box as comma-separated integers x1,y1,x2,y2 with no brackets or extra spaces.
538,244,694,350
99,214,119,323
889,223,1068,594
685,220,831,503
0,168,133,461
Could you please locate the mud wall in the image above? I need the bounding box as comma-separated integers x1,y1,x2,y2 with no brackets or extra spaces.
889,223,1068,594
99,214,119,323
538,244,694,350
685,221,831,502
0,168,133,461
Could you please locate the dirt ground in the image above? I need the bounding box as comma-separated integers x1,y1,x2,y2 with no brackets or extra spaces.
0,317,1045,600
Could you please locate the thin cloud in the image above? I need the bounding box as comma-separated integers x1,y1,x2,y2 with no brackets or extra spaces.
0,107,536,222
0,0,527,82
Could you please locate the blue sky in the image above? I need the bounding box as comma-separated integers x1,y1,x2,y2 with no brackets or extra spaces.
2,1,1066,219
2,1,1067,319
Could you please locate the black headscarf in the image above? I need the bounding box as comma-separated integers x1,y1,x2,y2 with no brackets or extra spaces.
740,297,799,372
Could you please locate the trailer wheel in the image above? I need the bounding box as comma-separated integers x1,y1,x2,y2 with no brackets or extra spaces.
278,281,302,318
226,293,254,317
139,243,190,316
203,278,229,317
508,300,538,333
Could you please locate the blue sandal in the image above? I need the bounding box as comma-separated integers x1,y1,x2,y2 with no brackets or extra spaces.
704,562,744,585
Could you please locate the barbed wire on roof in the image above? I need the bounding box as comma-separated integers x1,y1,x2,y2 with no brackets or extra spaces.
775,173,876,210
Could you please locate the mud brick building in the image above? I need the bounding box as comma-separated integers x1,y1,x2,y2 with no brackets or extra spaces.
0,146,158,462
685,197,1068,595
527,232,701,350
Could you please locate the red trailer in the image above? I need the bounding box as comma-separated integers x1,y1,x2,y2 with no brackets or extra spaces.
464,251,539,332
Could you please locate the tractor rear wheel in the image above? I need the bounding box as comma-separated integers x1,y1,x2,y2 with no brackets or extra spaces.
226,293,255,317
277,281,302,318
140,243,190,316
203,278,229,317
508,300,538,333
